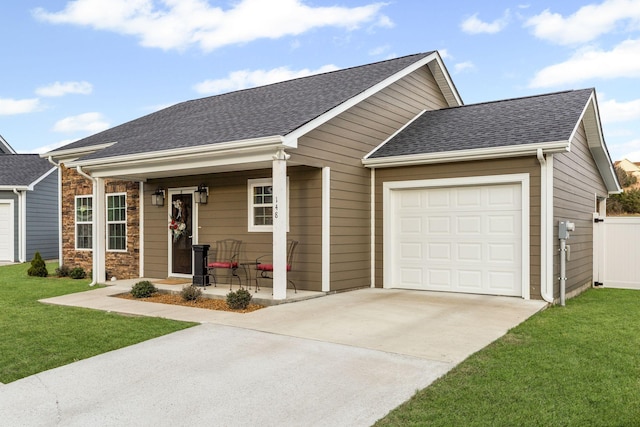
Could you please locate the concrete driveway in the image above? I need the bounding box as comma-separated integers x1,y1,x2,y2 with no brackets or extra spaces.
0,288,546,426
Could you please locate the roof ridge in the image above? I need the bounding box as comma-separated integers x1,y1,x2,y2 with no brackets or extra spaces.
446,88,594,110
180,51,434,106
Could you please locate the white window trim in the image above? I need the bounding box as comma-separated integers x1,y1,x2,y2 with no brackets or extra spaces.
106,192,127,253
247,177,289,232
75,195,93,251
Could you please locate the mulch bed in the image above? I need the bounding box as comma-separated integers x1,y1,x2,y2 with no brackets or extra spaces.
116,293,264,313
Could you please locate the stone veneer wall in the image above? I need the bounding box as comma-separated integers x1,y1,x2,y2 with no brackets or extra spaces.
61,165,140,280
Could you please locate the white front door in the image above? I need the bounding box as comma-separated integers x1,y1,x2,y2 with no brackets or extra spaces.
168,188,198,277
0,201,14,261
388,183,524,296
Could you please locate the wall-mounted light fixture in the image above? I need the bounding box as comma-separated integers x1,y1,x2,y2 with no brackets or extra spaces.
195,183,208,204
151,187,165,207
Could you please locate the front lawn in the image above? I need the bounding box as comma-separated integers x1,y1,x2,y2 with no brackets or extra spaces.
0,262,196,383
376,288,640,426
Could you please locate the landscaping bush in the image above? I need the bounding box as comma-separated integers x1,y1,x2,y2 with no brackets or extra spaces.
27,252,48,277
226,288,252,310
131,280,157,298
55,265,71,277
69,267,87,280
180,285,203,302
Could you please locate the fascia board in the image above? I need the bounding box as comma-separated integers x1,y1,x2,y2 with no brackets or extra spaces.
283,52,443,144
429,52,463,107
85,140,285,178
69,135,284,169
0,134,17,154
0,186,28,191
40,142,118,162
362,141,570,168
573,92,621,193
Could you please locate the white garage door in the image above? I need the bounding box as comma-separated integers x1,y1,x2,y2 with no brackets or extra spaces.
388,183,524,297
0,202,14,261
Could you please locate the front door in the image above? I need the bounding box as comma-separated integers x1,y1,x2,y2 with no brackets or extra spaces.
168,188,197,277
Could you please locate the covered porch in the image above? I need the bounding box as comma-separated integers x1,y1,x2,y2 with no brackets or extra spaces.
76,142,333,301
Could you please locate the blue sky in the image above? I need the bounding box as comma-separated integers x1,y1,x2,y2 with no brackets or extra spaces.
1,0,639,162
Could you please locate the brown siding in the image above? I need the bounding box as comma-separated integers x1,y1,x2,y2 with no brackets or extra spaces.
374,157,543,298
60,166,140,279
291,65,449,291
553,122,608,297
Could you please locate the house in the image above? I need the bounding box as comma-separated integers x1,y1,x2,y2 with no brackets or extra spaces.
0,135,59,263
42,51,620,302
614,158,640,185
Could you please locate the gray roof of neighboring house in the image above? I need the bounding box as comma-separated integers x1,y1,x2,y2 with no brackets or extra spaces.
368,89,594,158
52,52,435,161
0,155,54,186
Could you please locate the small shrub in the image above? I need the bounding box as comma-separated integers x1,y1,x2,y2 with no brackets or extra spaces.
27,252,48,277
226,288,252,310
131,280,157,298
69,267,87,280
55,265,71,277
181,285,203,302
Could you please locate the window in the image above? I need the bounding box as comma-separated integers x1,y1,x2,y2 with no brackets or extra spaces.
107,193,127,251
248,178,289,232
75,196,93,250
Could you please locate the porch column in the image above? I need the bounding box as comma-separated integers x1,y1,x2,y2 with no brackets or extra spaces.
94,177,106,283
272,148,289,300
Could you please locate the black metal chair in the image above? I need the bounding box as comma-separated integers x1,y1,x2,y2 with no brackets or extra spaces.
207,239,242,289
255,240,298,293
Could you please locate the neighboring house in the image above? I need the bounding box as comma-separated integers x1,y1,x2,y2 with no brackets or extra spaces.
0,135,59,262
614,158,640,184
43,51,620,302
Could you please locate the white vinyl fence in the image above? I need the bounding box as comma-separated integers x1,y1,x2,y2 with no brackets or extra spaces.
601,216,640,289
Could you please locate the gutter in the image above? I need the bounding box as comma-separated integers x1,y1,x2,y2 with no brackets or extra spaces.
76,166,98,286
537,149,554,303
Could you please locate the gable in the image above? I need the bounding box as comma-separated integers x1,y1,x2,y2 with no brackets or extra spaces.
0,134,16,155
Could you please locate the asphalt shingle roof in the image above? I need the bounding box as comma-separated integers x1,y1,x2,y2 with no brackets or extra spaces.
54,52,434,161
368,89,594,158
0,155,53,186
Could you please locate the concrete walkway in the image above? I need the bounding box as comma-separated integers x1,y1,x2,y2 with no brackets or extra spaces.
0,285,547,426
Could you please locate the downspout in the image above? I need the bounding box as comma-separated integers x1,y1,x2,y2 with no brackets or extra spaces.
76,166,98,286
47,157,63,266
537,149,554,303
12,189,25,263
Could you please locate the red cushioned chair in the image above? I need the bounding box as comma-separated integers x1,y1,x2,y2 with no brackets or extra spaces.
207,239,242,289
255,239,298,293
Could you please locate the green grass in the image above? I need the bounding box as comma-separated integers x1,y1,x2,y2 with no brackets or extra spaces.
0,262,196,383
376,288,640,426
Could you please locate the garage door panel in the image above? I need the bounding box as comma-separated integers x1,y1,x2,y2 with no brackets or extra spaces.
390,182,523,297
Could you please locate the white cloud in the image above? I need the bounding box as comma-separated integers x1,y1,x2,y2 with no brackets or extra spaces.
525,0,640,45
33,0,390,52
529,39,640,87
36,81,93,97
369,44,390,56
193,64,340,95
52,112,110,133
0,97,40,115
438,49,451,60
454,61,475,73
461,10,510,34
600,98,640,123
29,139,80,154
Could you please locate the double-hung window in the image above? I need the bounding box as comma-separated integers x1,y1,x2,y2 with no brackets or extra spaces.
248,178,289,232
75,196,93,250
107,193,127,251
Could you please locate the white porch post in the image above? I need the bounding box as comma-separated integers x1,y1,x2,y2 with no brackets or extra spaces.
272,148,289,300
94,177,106,283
